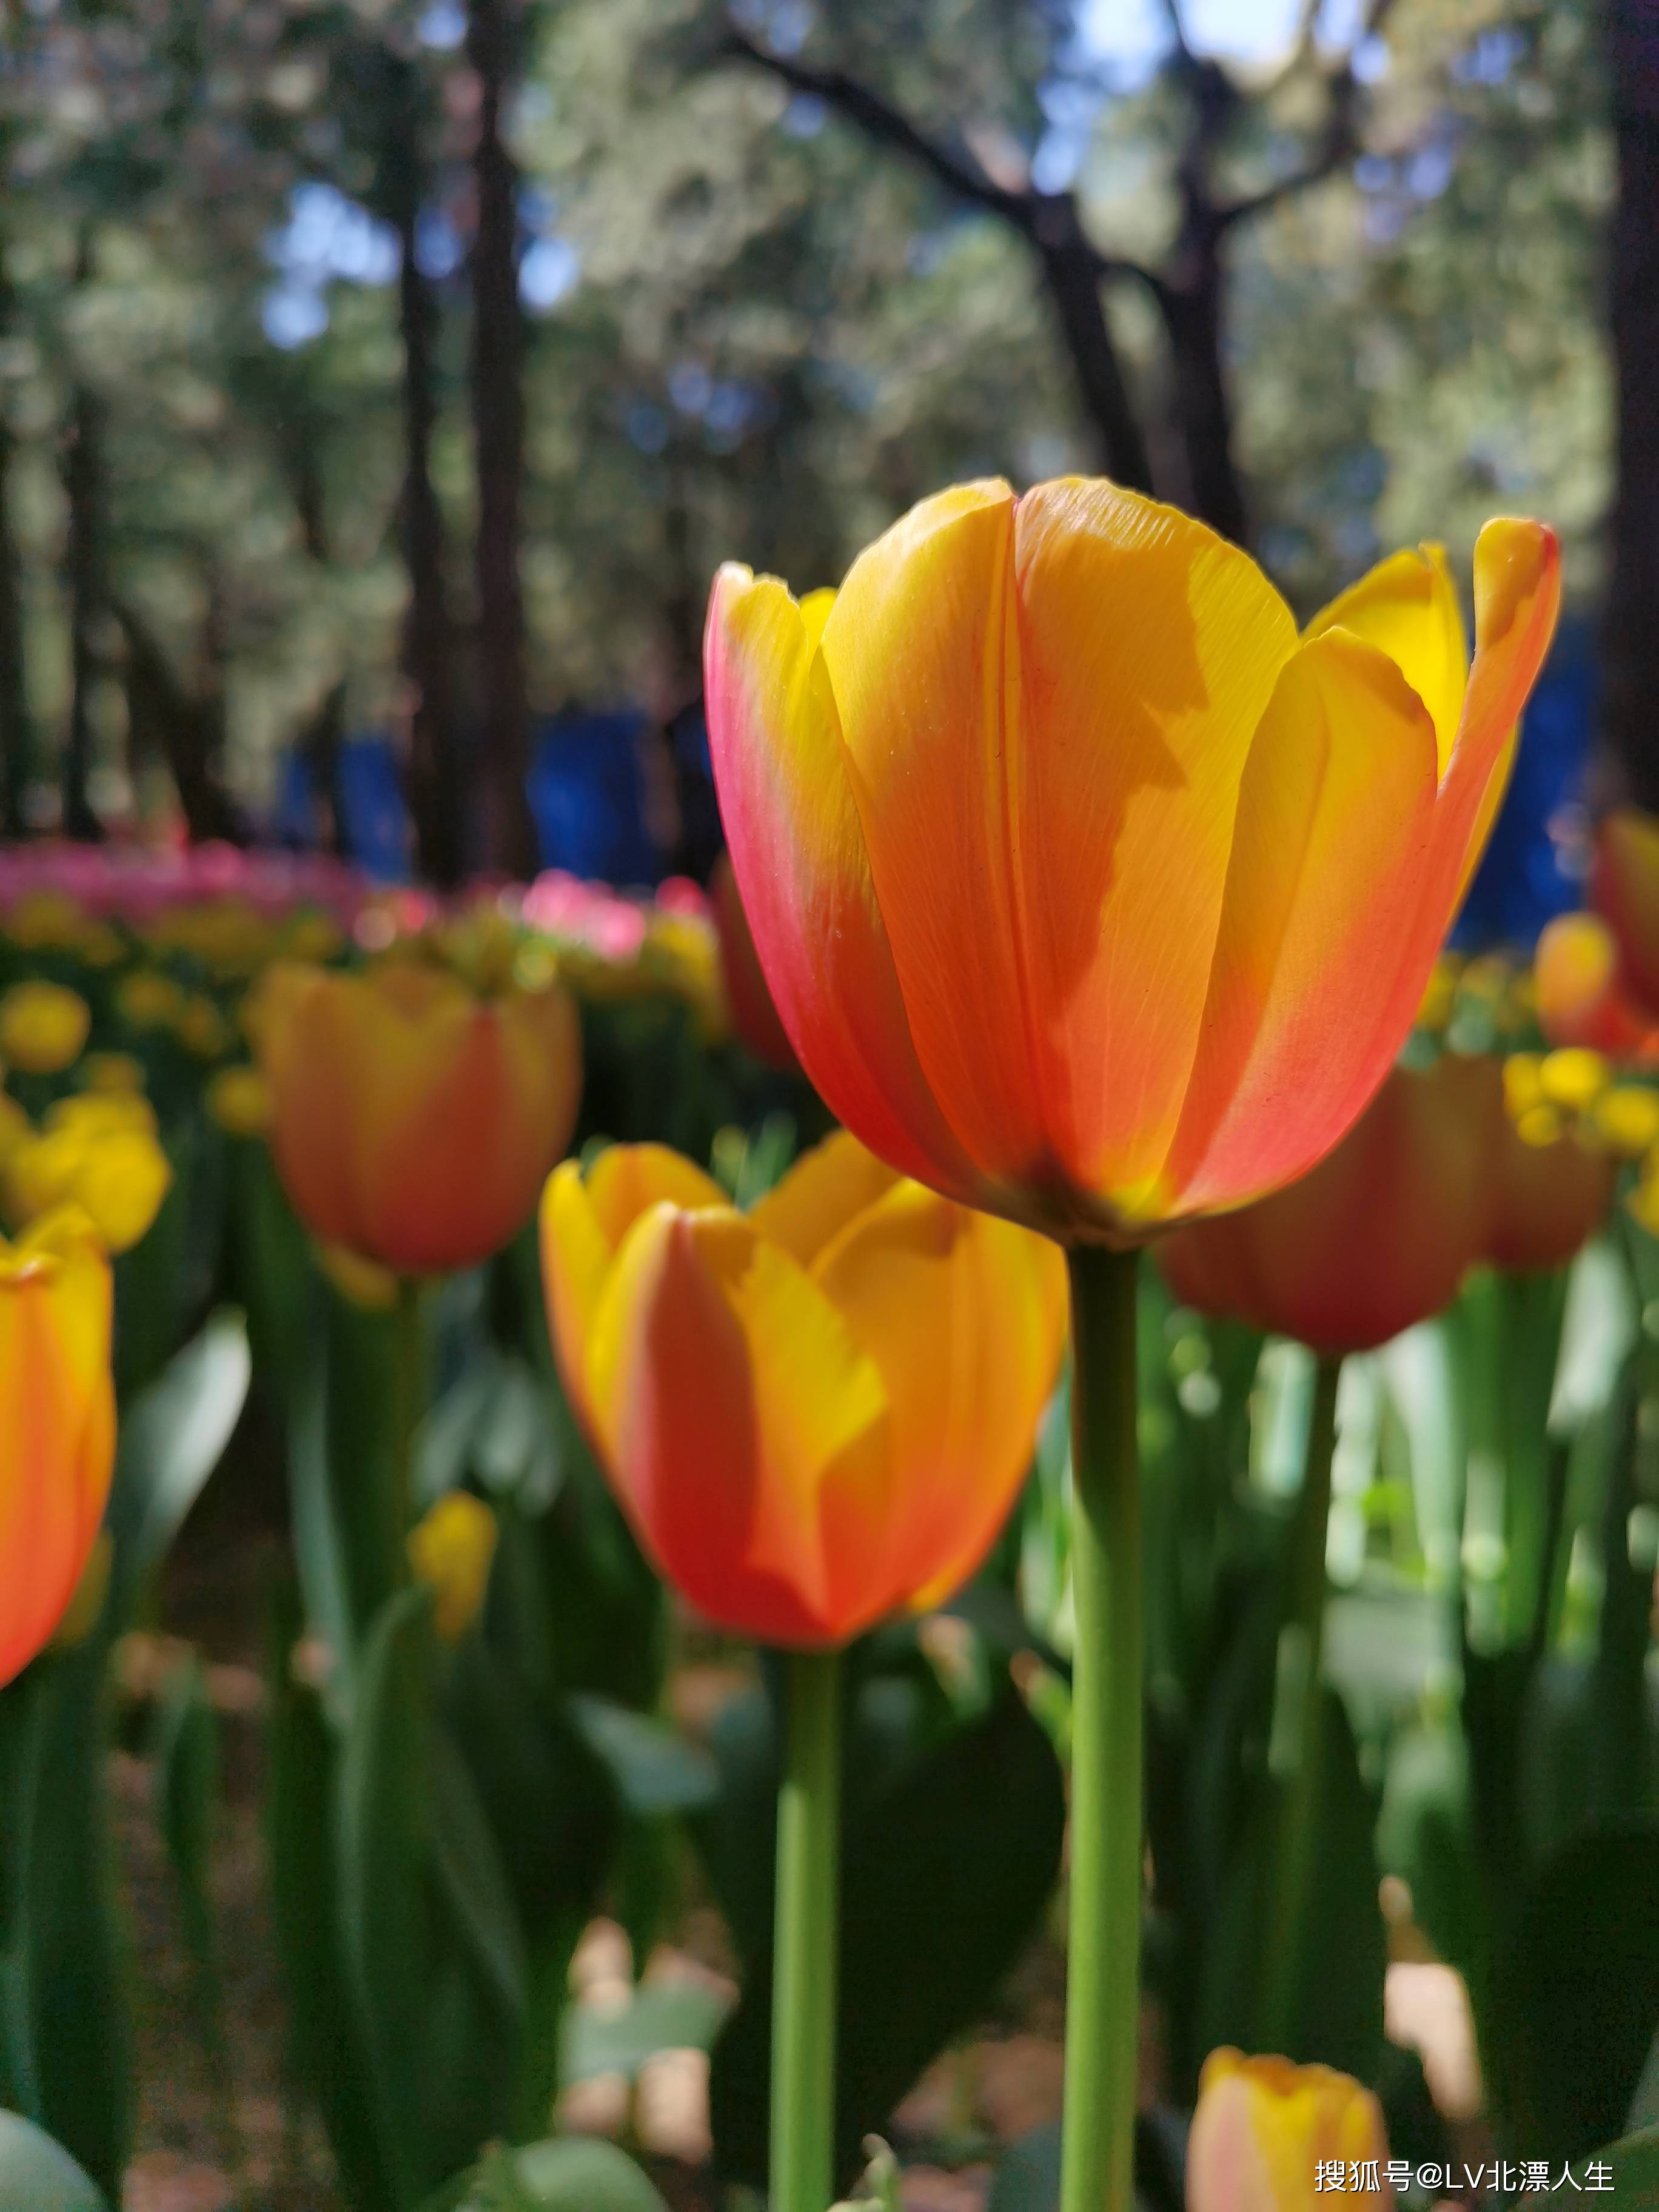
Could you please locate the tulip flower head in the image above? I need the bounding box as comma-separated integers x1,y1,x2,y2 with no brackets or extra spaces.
1159,1056,1503,1355
1534,911,1657,1059
206,1065,273,1139
707,479,1559,1244
256,955,582,1275
0,1208,116,1686
0,982,90,1075
3,1093,172,1256
541,1130,1067,1645
1186,2049,1392,2212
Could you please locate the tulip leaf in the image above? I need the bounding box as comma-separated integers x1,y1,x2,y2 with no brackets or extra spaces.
1192,1684,1385,2083
336,1583,437,2208
1530,2125,1659,2205
1500,1820,1659,2168
707,1679,1065,2191
0,1643,130,2200
262,1581,395,2212
0,2110,106,2210
423,2136,669,2212
429,1723,529,2030
106,1307,250,1612
153,1651,226,2053
566,1692,720,1816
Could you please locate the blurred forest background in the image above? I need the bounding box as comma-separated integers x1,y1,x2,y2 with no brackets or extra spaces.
0,0,1649,893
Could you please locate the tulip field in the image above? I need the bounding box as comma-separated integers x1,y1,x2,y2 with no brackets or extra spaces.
1,477,1658,2212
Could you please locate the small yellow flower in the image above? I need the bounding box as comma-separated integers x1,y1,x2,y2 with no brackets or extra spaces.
1416,956,1460,1034
7,1093,170,1253
176,994,229,1060
1516,1102,1564,1150
285,911,344,964
1593,1085,1659,1161
117,970,186,1030
206,1065,273,1139
3,892,90,951
81,1051,146,1096
0,981,90,1074
407,1491,498,1639
315,1239,399,1312
1503,1053,1543,1121
1538,1047,1610,1115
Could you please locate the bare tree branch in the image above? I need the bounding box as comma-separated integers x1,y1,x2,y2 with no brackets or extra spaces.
1215,0,1401,230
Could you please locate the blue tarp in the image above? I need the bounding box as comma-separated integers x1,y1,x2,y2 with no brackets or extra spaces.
1453,615,1595,952
526,709,659,885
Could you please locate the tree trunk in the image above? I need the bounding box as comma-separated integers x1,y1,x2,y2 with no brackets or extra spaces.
384,98,464,890
1160,227,1250,548
1604,0,1659,808
0,364,30,839
468,0,539,881
113,598,244,845
1033,203,1156,495
62,377,104,840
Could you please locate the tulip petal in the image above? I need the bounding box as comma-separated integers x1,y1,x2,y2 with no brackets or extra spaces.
541,1144,726,1426
706,565,982,1203
820,481,1049,1184
748,1129,900,1268
1305,543,1467,774
586,1206,893,1644
1005,479,1299,1209
1164,630,1439,1217
1437,518,1562,908
260,965,364,1252
812,1183,1067,1612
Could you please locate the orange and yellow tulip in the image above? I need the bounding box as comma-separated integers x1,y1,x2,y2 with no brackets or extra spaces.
709,854,800,1073
1486,1102,1614,1272
706,479,1559,1244
540,1130,1067,1645
1185,2049,1393,2212
1594,807,1659,1019
1159,1057,1501,1355
0,1209,116,1686
256,957,581,1275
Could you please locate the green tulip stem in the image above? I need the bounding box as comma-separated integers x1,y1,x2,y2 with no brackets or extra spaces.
771,1643,843,2212
1060,1244,1142,2212
1261,1351,1342,2057
390,1276,427,1585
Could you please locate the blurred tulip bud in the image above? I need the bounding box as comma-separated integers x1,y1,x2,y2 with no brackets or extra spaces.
1186,2048,1393,2212
1159,1057,1500,1355
0,982,90,1074
0,1208,116,1686
116,970,186,1030
176,994,229,1060
5,1094,171,1255
1537,1047,1609,1114
257,957,581,1275
1535,911,1655,1056
408,1491,498,1639
206,1065,273,1139
1592,1084,1659,1159
80,1051,146,1096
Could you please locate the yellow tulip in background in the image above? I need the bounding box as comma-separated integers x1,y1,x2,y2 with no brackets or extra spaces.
0,981,90,1076
1185,2049,1393,2212
255,956,581,1276
407,1490,498,1640
541,1128,1068,1646
1,1093,171,1256
0,1208,116,1687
